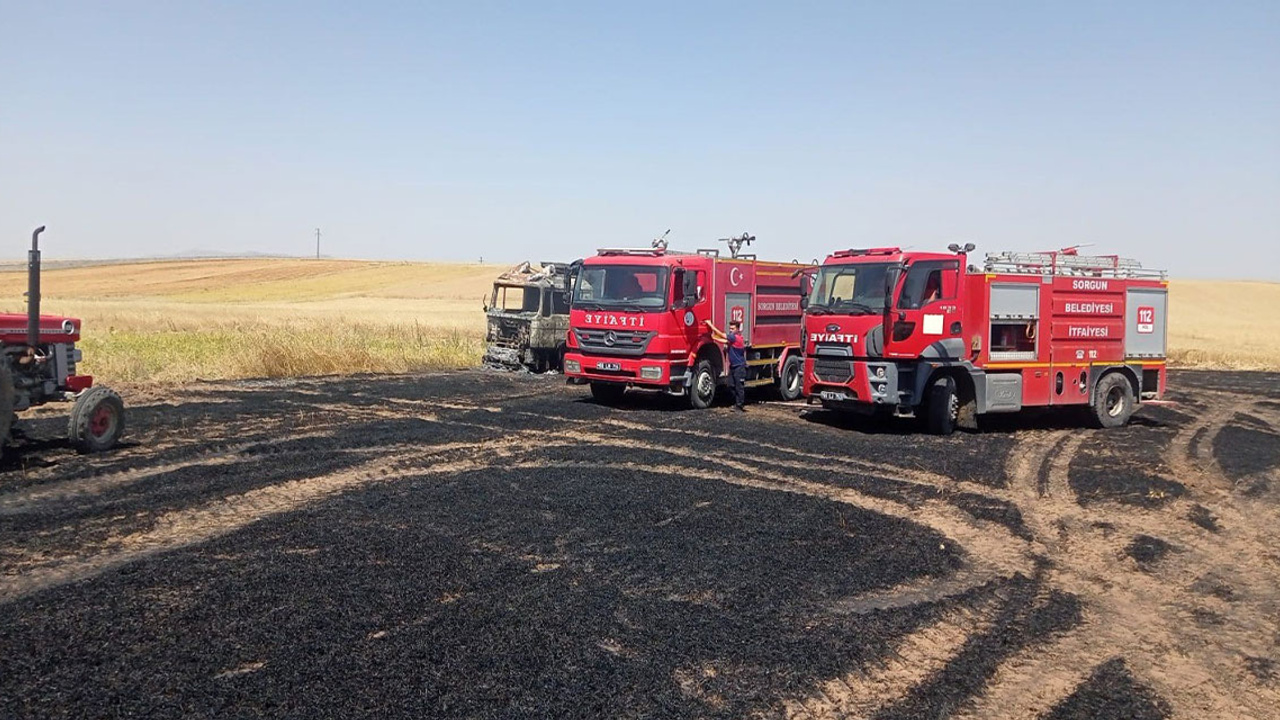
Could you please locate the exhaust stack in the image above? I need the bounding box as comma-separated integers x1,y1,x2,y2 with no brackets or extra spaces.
28,225,45,347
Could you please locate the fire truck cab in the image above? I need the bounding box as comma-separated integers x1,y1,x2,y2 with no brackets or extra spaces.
564,237,808,408
802,245,1168,433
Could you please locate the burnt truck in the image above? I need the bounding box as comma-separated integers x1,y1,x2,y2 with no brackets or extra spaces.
483,261,572,372
801,244,1168,433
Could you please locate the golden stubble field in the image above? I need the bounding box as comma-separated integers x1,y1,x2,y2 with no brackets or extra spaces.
0,258,1276,382
0,259,496,382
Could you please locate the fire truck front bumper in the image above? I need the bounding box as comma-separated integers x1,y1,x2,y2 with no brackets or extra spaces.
563,353,690,392
805,358,900,407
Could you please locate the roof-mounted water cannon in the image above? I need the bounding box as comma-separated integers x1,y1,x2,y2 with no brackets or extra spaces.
947,242,977,255
719,232,755,259
651,229,671,251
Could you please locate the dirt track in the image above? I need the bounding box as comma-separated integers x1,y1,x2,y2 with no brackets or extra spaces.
2,370,1278,719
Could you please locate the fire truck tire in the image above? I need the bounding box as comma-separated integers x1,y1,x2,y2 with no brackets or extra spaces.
0,362,13,458
1089,373,1135,429
925,376,958,436
589,381,626,405
778,356,803,402
690,360,718,409
68,386,126,453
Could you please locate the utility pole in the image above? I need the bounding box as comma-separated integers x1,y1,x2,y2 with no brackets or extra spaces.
315,228,321,259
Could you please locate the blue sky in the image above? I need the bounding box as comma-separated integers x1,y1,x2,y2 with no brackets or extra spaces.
2,1,1277,279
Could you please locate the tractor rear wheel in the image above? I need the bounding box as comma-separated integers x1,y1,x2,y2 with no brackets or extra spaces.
0,363,13,461
589,381,626,405
68,386,125,453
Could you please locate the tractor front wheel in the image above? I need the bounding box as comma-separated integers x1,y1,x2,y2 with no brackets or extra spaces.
68,386,125,453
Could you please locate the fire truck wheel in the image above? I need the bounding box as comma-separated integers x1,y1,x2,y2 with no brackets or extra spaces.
589,381,626,405
778,356,803,402
925,375,958,436
1090,373,1135,429
690,360,717,409
68,386,126,453
0,362,13,458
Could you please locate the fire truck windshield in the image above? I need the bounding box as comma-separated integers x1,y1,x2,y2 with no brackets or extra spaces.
572,265,670,311
806,263,892,315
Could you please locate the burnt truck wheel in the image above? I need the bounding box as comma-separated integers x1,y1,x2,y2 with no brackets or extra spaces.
925,375,958,436
1089,373,1135,428
589,381,626,405
690,360,717,409
68,386,126,453
778,356,803,402
0,362,13,460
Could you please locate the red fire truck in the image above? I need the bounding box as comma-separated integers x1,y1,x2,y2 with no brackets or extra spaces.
563,234,808,408
801,244,1168,433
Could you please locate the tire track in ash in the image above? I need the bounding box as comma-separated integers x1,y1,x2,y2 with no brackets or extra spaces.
0,409,589,604
522,411,1034,577
525,393,1280,718
0,432,339,514
962,390,1280,719
1165,390,1240,491
524,407,1065,715
784,592,1006,719
515,408,1049,719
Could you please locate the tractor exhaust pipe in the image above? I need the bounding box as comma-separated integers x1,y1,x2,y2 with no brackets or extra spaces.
28,225,45,348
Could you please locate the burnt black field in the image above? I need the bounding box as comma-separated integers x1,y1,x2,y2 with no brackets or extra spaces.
2,369,1277,719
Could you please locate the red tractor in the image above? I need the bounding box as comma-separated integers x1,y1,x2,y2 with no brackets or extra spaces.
1,226,124,459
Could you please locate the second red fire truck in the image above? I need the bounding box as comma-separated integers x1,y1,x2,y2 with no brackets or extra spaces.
563,234,809,408
801,244,1168,433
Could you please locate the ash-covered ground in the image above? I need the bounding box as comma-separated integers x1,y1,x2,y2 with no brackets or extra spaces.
2,370,1278,719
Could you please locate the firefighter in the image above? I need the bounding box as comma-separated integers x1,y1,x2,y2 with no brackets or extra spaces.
705,319,748,411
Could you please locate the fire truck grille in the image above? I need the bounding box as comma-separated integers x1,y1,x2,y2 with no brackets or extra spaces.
814,358,854,384
573,329,655,356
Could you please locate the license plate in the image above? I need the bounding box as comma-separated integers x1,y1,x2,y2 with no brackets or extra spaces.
596,361,621,371
820,390,851,402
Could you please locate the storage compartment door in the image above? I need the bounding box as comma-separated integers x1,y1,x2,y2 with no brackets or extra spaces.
1125,288,1168,359
725,292,753,344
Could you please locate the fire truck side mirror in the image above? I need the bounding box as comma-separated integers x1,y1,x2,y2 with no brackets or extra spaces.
799,294,809,310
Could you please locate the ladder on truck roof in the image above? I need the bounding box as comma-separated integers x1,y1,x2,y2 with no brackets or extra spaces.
983,251,1167,279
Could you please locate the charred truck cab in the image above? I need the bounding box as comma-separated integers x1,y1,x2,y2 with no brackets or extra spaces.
483,262,572,372
564,234,809,408
802,245,1168,434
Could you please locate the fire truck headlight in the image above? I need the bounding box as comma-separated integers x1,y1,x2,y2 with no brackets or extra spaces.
874,366,886,379
639,366,662,380
564,359,581,374
62,319,76,334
